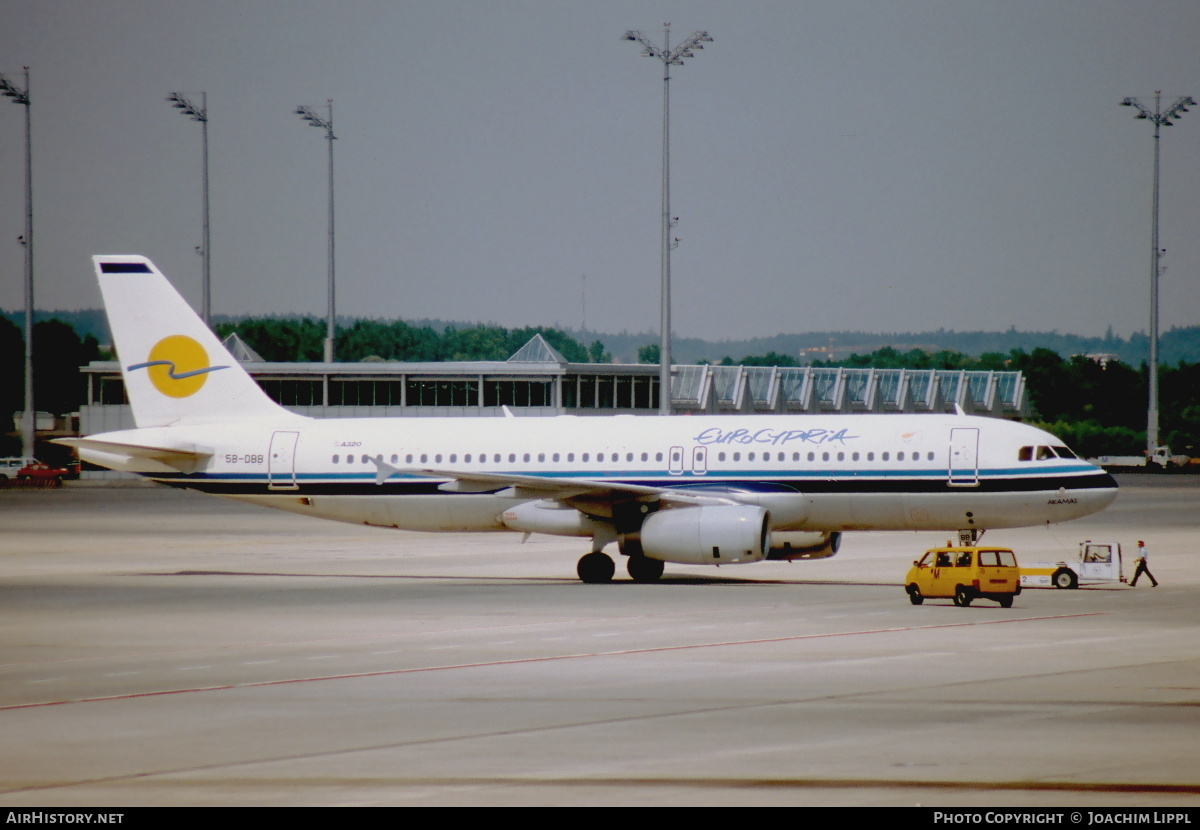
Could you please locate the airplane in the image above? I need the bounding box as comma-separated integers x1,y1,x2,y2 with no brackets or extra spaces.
60,255,1118,583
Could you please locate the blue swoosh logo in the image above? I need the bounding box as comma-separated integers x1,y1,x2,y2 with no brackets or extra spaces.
126,360,230,379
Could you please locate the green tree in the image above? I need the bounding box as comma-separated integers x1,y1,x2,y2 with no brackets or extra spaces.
32,319,100,415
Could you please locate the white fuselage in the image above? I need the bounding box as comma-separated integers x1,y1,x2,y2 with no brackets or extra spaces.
106,411,1117,535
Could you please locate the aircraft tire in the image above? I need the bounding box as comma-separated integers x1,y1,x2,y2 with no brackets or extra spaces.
627,555,664,583
1052,568,1078,590
577,552,615,584
906,584,924,605
953,585,973,607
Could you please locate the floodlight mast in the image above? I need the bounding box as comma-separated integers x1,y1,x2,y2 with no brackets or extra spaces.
294,101,337,376
1120,91,1195,453
166,92,210,325
624,24,712,415
0,68,34,460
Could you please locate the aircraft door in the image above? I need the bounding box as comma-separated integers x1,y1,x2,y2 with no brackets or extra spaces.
268,430,300,490
691,446,708,475
948,427,980,486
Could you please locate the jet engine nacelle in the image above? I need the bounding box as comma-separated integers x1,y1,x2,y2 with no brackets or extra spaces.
767,531,842,560
639,505,770,565
500,500,604,537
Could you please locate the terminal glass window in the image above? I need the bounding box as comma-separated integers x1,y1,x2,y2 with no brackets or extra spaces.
484,380,552,408
258,378,323,406
406,380,478,407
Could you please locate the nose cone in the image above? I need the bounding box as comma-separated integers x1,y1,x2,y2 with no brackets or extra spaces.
1078,470,1119,516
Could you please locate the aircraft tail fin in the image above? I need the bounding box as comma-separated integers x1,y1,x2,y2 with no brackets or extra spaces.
94,255,292,427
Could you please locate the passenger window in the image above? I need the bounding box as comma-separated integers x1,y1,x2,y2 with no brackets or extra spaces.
808,452,815,462
464,454,471,463
420,454,428,463
822,452,829,462
449,454,457,463
508,453,516,463
655,452,663,462
552,453,559,462
567,453,574,462
882,452,890,461
390,454,398,463
641,452,648,462
837,452,845,462
718,452,726,462
524,453,531,462
898,451,905,461
866,452,873,461
732,452,741,461
626,453,633,462
598,453,605,462
852,452,860,461
406,454,414,464
332,455,339,463
435,454,442,463
582,453,589,462
538,453,545,462
749,452,756,461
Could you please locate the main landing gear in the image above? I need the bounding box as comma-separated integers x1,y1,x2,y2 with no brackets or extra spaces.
626,554,664,583
575,551,665,584
576,552,615,584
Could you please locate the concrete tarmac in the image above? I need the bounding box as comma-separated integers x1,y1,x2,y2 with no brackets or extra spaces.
1,476,1198,806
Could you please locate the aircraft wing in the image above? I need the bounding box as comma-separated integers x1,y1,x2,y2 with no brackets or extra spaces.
381,462,740,507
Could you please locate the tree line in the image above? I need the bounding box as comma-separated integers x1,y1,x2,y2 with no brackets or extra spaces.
215,317,613,365
3,316,1196,460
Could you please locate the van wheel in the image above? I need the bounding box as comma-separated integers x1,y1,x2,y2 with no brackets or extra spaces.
997,595,1014,608
953,585,973,607
906,584,924,605
1052,568,1078,590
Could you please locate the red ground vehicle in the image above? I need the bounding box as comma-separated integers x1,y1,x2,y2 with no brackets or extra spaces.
16,461,70,487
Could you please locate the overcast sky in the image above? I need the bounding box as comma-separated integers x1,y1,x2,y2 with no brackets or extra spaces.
0,1,1197,344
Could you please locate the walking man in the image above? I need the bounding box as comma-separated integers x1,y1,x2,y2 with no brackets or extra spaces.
1130,540,1159,587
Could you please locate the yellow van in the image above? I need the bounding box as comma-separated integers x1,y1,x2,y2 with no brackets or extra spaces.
904,546,1021,607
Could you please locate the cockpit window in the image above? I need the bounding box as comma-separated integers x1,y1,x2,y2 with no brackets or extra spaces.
1018,446,1033,461
1036,446,1055,460
1052,445,1078,459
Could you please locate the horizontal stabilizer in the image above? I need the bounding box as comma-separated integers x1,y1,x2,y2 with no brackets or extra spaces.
56,435,212,475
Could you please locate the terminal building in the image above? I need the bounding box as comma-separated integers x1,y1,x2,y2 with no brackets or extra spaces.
79,333,1031,437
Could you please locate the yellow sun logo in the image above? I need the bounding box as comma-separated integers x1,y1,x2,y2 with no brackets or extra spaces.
127,335,228,398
